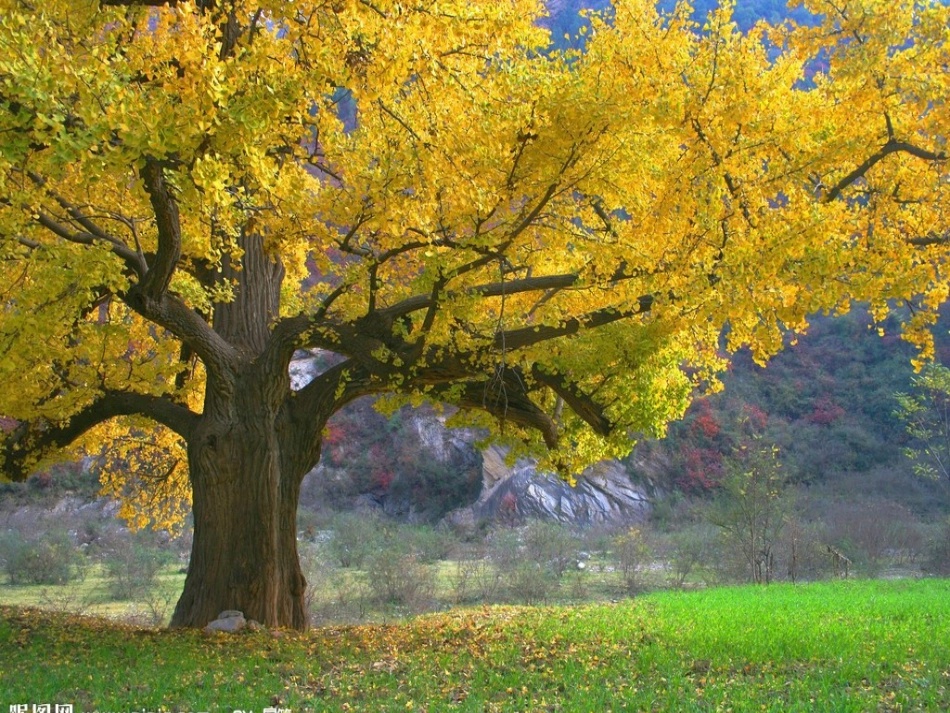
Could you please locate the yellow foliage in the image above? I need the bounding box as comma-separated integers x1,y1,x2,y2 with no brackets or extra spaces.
0,0,949,528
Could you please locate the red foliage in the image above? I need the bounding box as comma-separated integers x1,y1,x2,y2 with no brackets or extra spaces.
677,446,723,492
372,467,394,491
693,413,721,439
323,423,346,446
742,404,769,431
807,396,845,426
498,491,519,524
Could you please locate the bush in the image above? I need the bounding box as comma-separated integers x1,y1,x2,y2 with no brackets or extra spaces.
362,546,436,611
925,519,950,576
487,522,579,604
825,500,924,575
521,520,579,580
611,527,652,594
102,532,174,600
450,544,503,604
665,524,715,587
404,525,455,564
0,529,83,585
329,512,383,568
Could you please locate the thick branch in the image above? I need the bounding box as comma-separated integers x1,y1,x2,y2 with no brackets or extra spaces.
286,360,376,474
1,391,200,482
123,287,241,382
140,159,182,298
826,139,947,202
433,372,559,449
381,273,583,321
530,366,613,436
909,232,950,247
497,295,654,351
100,0,213,6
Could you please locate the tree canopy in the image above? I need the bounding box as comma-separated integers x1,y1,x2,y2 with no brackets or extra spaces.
1,0,949,627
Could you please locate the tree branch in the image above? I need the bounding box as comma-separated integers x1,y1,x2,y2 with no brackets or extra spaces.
909,232,950,247
25,171,147,278
100,0,214,7
286,360,376,474
496,295,654,351
33,210,145,278
380,272,583,321
1,391,200,482
431,369,559,449
530,366,613,436
122,287,241,382
826,139,947,202
140,159,182,298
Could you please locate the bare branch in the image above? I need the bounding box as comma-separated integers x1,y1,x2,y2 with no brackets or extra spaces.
32,209,145,278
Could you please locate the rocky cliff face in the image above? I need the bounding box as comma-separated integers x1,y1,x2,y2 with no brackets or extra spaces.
452,446,650,528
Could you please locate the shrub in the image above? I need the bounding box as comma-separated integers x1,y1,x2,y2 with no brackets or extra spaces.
405,525,455,564
450,544,503,604
521,520,579,580
487,522,578,604
825,500,924,575
329,512,383,568
665,524,715,587
102,532,174,600
611,527,652,594
362,546,436,612
925,519,950,576
0,529,83,585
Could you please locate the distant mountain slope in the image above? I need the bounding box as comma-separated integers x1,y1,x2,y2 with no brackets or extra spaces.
629,308,948,506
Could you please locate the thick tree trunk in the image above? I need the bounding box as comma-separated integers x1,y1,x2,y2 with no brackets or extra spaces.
170,406,311,630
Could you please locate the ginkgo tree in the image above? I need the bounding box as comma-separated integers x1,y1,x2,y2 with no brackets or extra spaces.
1,0,948,629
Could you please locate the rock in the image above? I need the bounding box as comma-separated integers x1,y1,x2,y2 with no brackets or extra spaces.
204,610,247,634
289,350,323,390
467,448,650,527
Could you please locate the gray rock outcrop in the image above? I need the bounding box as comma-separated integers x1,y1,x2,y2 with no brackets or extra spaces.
447,445,651,528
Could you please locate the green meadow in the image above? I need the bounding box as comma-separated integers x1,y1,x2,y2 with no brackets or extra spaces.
2,578,949,712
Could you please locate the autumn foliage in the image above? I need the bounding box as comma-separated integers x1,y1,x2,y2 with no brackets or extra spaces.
1,0,949,627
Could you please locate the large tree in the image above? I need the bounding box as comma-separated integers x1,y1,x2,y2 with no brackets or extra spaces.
0,0,948,628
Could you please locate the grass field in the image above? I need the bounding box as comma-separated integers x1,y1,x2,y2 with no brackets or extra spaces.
0,565,186,623
1,578,948,712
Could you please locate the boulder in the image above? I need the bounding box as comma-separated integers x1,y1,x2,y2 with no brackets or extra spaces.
204,610,247,634
465,446,650,526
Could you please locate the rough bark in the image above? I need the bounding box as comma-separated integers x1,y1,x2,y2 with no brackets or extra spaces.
171,399,311,629
170,231,310,629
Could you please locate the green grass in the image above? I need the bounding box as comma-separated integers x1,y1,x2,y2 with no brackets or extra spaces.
2,579,949,712
0,565,186,623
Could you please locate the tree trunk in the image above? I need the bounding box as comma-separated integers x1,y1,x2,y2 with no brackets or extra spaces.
170,405,311,630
